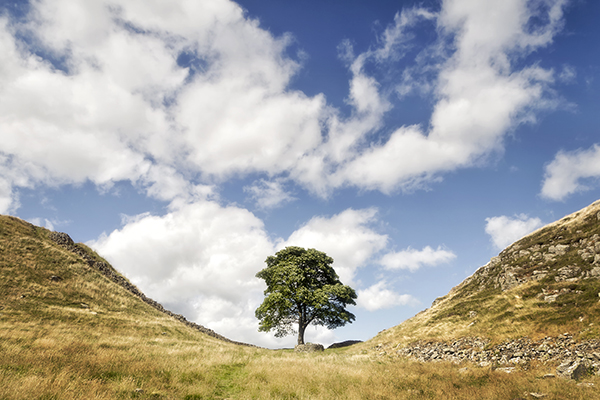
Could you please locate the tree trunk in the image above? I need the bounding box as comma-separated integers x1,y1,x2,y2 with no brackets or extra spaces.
297,323,306,345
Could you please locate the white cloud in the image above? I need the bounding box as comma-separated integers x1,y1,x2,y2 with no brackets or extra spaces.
541,144,600,201
330,0,565,193
282,208,388,285
357,281,418,311
244,179,296,209
28,217,54,231
558,65,576,83
0,0,571,211
0,0,327,210
372,8,436,63
90,203,396,347
90,199,279,347
379,246,456,272
485,214,544,250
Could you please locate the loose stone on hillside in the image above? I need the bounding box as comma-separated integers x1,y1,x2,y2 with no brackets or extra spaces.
295,343,324,352
496,367,515,373
529,393,547,398
556,360,589,380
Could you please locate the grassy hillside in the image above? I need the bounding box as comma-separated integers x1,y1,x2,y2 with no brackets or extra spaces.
370,200,600,348
1,215,599,399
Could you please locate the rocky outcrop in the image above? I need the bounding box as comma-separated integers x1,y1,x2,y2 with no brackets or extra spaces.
437,201,600,305
49,231,256,347
458,234,599,295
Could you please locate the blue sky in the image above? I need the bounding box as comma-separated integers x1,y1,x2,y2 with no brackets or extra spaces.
2,0,600,348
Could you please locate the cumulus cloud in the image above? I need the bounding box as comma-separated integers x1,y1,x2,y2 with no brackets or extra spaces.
0,0,327,213
0,0,571,212
379,246,456,272
357,281,418,311
90,204,397,347
282,208,388,285
91,199,278,346
485,214,544,250
541,144,600,201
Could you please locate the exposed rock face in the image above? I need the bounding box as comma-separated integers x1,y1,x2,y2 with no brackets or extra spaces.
48,231,256,347
437,200,600,302
295,343,324,352
459,234,599,294
49,231,75,246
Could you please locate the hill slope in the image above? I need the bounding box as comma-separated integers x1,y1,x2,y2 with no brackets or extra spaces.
2,214,600,398
0,215,260,398
371,199,600,348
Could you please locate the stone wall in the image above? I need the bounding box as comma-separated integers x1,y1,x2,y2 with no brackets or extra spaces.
378,334,600,377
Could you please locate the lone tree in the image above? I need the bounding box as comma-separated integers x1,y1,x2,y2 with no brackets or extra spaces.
255,246,357,345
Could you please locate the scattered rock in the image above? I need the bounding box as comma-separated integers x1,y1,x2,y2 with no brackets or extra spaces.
548,244,569,256
529,393,547,398
556,360,588,380
496,367,515,374
295,343,324,352
577,382,594,387
532,270,547,281
544,294,559,303
555,266,581,282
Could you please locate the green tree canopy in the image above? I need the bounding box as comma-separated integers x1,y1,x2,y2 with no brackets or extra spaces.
255,246,357,345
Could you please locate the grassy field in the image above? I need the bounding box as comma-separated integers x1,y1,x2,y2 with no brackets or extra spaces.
1,215,600,399
3,320,600,399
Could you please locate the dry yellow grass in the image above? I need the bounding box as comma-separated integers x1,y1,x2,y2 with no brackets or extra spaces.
2,215,600,399
2,321,599,400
